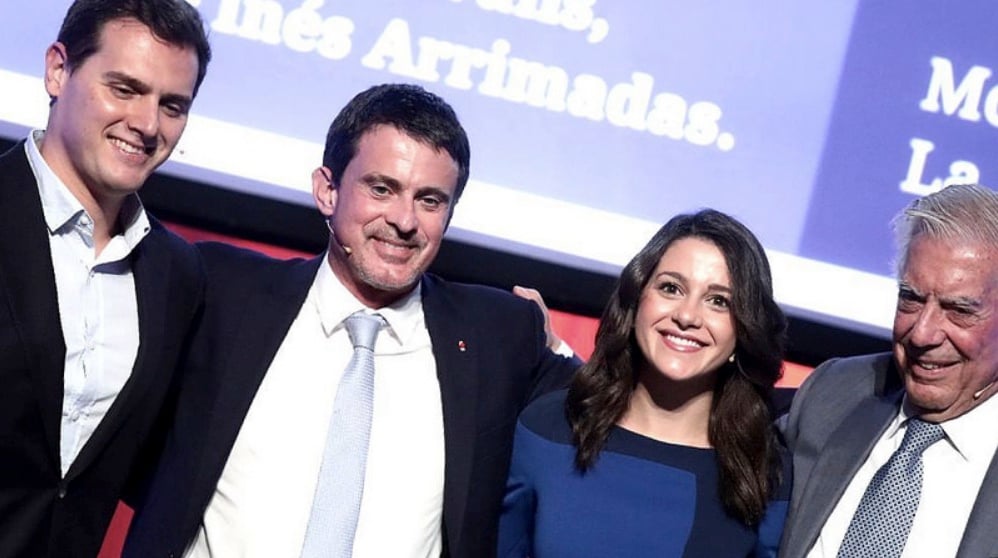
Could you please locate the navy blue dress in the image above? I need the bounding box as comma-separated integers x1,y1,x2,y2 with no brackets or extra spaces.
498,390,790,557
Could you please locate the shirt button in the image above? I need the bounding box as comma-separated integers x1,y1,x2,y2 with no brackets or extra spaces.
69,410,81,422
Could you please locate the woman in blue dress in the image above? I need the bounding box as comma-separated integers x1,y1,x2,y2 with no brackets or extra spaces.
499,209,790,557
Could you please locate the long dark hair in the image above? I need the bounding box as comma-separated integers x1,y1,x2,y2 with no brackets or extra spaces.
566,209,787,525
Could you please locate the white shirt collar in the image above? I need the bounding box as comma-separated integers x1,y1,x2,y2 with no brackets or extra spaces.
897,389,998,462
313,253,425,348
25,129,151,252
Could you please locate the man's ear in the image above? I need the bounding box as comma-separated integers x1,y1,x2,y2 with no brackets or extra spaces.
312,166,337,218
44,42,70,99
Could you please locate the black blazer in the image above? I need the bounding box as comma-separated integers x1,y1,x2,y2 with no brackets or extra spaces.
124,242,580,558
0,143,204,557
779,353,998,558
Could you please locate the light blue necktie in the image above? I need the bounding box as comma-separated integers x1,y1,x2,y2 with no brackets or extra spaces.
301,312,384,558
836,418,945,558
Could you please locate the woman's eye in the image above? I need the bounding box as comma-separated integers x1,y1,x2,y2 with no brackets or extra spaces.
708,295,730,309
659,282,680,295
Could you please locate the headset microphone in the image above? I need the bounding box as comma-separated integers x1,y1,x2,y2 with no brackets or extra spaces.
326,218,352,255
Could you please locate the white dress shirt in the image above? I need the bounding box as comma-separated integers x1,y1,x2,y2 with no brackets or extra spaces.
25,131,150,475
189,257,445,557
807,392,998,558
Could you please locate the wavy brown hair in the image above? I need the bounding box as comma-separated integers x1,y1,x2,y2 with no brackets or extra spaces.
566,209,787,525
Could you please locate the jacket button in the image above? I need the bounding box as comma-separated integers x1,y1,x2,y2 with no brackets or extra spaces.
57,486,67,499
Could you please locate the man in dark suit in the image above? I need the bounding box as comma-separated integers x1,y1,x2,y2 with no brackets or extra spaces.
780,184,998,558
124,83,579,558
0,1,211,557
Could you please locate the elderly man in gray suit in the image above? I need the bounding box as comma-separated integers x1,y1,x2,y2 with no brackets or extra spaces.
780,183,998,558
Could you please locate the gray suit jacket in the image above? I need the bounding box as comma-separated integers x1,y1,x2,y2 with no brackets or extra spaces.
779,353,998,558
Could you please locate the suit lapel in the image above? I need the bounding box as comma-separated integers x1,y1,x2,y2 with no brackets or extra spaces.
788,388,902,556
0,144,65,467
421,275,479,554
195,254,322,490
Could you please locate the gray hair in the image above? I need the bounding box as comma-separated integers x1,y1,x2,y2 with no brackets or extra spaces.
892,183,998,275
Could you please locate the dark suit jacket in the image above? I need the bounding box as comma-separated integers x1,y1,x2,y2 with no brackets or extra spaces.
0,143,204,557
779,353,998,558
123,242,580,558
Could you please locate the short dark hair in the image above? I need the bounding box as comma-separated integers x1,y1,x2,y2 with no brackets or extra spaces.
322,83,471,201
57,0,211,96
567,208,787,525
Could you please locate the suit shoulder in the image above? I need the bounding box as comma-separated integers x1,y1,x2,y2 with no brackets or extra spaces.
0,141,27,168
802,352,892,391
428,276,514,300
0,142,35,194
142,218,202,283
424,274,536,316
197,241,311,278
147,218,198,259
788,352,893,432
